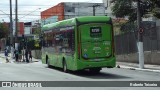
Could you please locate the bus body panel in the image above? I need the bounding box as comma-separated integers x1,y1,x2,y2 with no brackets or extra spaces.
76,57,116,70
41,16,116,71
78,24,112,59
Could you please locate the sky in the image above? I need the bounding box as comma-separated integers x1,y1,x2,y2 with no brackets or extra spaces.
0,0,102,22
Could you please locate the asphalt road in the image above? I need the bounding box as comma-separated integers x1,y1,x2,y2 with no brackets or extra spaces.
0,60,160,90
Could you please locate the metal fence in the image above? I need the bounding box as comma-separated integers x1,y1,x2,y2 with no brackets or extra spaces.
115,29,160,55
114,25,160,64
114,21,160,55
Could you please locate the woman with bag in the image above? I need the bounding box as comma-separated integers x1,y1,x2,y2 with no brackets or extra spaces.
4,48,9,63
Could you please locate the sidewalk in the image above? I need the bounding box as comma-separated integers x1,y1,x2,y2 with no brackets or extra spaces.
116,61,160,73
0,52,40,63
0,52,160,72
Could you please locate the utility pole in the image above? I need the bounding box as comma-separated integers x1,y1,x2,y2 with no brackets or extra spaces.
92,4,100,16
15,0,18,50
137,0,144,69
9,0,13,46
15,0,18,43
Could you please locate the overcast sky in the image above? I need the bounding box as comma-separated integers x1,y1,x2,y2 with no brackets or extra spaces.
0,0,102,22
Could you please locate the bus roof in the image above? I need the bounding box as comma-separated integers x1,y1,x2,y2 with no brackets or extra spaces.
42,16,111,32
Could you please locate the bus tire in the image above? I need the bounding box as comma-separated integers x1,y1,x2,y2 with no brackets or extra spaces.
89,68,101,74
63,59,67,73
46,55,51,68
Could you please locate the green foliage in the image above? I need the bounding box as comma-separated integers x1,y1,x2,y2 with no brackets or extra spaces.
27,40,41,50
111,0,133,18
111,0,160,34
31,27,41,50
111,0,160,22
33,27,41,35
113,20,128,35
146,0,160,18
0,23,9,39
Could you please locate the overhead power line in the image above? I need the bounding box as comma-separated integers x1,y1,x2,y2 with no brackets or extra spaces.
19,8,41,20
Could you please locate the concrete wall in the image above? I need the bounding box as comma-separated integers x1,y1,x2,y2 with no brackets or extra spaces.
116,51,160,65
31,50,160,65
0,38,6,51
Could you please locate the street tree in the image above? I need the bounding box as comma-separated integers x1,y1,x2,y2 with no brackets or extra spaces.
151,0,160,18
0,23,9,39
33,27,41,35
111,0,160,22
111,0,160,33
111,0,160,69
32,26,41,49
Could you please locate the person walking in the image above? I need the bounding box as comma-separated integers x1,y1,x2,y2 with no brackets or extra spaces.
11,45,15,59
15,50,19,62
25,48,29,63
18,48,22,62
4,48,9,63
28,49,32,62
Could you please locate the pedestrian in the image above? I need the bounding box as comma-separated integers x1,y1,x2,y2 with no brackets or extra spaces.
25,48,29,63
4,48,9,63
28,49,32,62
11,45,15,59
0,46,1,52
15,50,19,62
18,48,22,62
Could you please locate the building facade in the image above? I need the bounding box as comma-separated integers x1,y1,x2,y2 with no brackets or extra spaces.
103,0,114,17
41,2,105,25
5,22,24,36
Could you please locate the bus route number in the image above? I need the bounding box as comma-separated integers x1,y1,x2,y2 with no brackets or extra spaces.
90,27,101,34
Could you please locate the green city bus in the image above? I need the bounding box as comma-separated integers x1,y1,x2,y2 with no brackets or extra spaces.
41,16,116,73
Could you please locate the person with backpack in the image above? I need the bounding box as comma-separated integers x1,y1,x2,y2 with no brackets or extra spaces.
4,48,9,63
15,49,19,62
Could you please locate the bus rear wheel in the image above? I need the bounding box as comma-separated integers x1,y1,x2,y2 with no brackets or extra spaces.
89,68,101,73
63,60,67,73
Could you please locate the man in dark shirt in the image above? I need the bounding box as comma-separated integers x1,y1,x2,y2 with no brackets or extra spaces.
25,49,29,63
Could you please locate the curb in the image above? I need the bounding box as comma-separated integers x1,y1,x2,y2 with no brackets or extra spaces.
0,55,15,63
0,55,7,63
0,55,39,63
117,65,160,73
